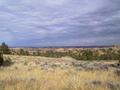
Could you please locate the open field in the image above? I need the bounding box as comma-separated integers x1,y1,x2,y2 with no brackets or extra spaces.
0,0,120,90
0,55,120,90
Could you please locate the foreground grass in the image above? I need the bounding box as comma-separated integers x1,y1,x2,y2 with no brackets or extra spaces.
0,55,119,90
0,68,120,90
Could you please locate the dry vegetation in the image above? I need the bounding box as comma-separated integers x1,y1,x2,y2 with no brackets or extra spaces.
0,55,120,90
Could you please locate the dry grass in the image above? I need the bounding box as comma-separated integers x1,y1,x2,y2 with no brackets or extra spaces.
0,69,120,90
0,55,120,90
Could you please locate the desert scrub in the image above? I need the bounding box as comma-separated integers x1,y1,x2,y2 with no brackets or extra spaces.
12,48,120,60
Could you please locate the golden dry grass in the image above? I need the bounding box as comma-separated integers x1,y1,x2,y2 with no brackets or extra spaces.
0,55,120,90
0,69,120,90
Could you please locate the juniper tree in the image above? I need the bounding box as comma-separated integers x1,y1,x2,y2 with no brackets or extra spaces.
0,53,3,66
0,42,10,54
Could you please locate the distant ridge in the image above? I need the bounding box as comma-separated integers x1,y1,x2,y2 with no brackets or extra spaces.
11,45,115,48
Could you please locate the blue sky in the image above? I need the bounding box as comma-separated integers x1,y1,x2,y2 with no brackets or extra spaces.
0,0,120,47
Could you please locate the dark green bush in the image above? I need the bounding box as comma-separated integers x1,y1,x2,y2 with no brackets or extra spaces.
0,42,10,54
0,53,3,66
18,49,29,56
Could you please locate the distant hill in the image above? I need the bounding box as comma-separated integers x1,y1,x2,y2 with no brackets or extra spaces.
11,45,115,49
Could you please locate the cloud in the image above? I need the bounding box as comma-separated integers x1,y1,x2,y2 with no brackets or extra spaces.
45,0,68,6
0,0,120,46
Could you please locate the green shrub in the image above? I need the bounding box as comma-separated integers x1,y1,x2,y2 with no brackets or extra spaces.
0,42,10,54
18,49,29,56
0,53,3,66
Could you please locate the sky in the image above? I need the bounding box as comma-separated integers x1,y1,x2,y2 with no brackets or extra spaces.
0,0,120,47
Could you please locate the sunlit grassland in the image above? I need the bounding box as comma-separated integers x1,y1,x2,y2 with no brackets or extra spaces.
0,68,120,90
0,55,120,90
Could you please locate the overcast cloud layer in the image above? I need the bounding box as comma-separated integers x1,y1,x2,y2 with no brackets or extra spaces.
0,0,120,47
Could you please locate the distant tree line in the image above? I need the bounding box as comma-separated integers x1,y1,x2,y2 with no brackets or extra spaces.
12,48,120,61
0,42,120,61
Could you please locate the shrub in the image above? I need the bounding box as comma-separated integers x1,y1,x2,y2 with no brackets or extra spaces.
0,42,10,54
0,53,3,66
3,57,12,66
18,49,29,56
79,50,94,60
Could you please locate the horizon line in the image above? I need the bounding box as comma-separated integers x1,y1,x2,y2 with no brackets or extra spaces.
9,45,119,48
